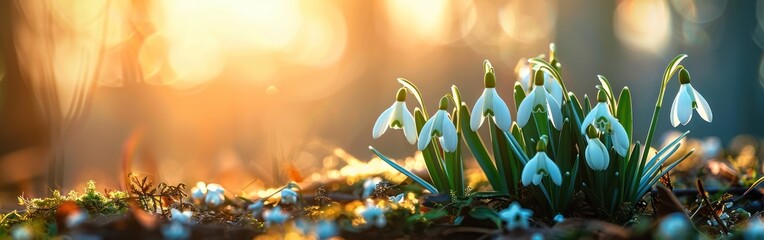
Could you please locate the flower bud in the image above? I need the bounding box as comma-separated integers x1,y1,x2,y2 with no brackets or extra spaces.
395,88,407,101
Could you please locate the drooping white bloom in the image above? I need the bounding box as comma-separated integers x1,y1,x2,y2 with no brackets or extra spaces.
359,200,386,228
204,183,225,207
280,188,298,205
263,206,290,227
170,208,193,224
584,126,610,171
517,71,563,130
471,60,512,131
521,138,563,186
417,97,458,152
247,201,264,216
585,138,609,171
581,91,629,157
522,152,563,186
373,88,418,144
498,202,533,231
670,69,712,127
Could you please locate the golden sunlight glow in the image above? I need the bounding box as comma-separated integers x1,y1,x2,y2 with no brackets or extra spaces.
614,0,672,55
383,0,450,48
499,0,557,44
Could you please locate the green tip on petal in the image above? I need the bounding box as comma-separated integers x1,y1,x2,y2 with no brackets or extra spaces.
484,71,496,88
396,88,407,101
597,89,607,102
536,135,548,151
439,96,449,110
534,70,545,86
586,124,599,138
679,68,691,84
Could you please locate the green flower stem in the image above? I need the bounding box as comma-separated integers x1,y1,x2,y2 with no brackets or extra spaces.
639,54,687,166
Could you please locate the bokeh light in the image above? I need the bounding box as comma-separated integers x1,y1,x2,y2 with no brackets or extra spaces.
614,0,672,54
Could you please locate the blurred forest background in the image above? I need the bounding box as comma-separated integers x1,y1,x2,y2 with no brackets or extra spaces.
0,0,762,209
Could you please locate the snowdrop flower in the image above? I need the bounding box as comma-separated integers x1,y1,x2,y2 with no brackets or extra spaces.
373,88,418,144
316,220,339,240
362,177,382,199
498,202,533,231
581,90,629,156
471,60,512,131
670,68,712,127
543,72,564,106
248,201,264,216
191,182,207,201
389,193,405,204
655,213,691,240
263,206,290,227
360,200,386,228
281,188,298,205
521,137,563,186
417,96,458,152
584,125,610,171
170,208,193,224
517,70,563,130
204,183,225,207
745,217,764,240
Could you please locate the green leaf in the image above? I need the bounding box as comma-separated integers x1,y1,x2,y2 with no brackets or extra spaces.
513,82,526,110
597,75,617,113
458,103,502,191
616,87,633,140
369,146,439,194
398,78,429,117
469,206,502,229
451,85,463,133
583,94,592,114
511,123,526,152
490,120,512,194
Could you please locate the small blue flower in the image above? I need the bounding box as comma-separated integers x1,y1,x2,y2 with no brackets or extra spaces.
362,177,382,199
162,221,190,240
656,213,690,239
553,214,564,223
498,202,533,231
389,193,405,204
170,208,193,224
204,183,225,207
248,201,264,216
316,220,339,240
745,217,764,240
281,188,298,205
263,206,290,227
360,200,386,228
